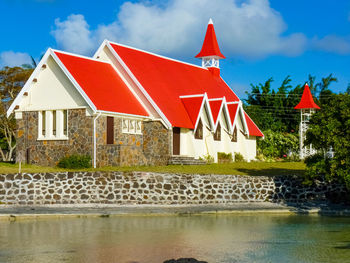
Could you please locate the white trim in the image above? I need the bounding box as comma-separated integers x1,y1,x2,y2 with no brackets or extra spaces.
208,97,224,101
50,50,97,113
93,39,109,59
106,40,205,70
220,97,233,134
226,101,240,105
7,49,52,117
193,93,215,131
97,110,150,120
105,42,172,129
208,18,214,25
93,112,101,168
95,49,153,117
17,106,87,112
179,94,205,98
210,98,224,131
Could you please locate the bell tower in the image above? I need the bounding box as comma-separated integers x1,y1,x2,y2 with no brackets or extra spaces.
195,19,225,76
294,83,320,159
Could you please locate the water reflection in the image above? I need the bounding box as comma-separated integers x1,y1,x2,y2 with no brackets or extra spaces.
0,214,349,262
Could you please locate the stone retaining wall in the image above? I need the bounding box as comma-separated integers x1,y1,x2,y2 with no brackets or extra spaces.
0,172,347,205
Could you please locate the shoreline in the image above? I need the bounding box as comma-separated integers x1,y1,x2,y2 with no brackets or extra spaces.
1,202,350,220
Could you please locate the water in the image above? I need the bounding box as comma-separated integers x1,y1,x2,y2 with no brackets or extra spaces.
0,214,349,263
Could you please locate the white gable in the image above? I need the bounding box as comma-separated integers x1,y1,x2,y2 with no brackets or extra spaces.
18,56,88,112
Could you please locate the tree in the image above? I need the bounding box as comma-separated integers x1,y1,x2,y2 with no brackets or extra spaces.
304,93,350,190
0,66,33,161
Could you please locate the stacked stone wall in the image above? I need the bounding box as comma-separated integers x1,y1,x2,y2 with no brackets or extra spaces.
16,111,171,167
95,117,170,167
0,172,346,205
16,109,93,166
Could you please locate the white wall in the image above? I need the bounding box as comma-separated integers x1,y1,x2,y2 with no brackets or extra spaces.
18,56,88,112
180,106,257,162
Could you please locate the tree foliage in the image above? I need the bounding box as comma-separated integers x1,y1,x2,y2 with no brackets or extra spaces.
304,93,350,190
245,74,337,133
257,129,299,159
0,66,33,161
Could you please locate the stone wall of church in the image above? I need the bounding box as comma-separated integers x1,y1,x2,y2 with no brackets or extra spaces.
16,109,93,167
15,110,171,167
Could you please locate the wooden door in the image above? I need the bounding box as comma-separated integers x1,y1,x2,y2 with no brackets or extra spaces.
172,127,180,155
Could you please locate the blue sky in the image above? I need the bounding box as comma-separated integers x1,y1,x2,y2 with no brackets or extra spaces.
1,0,349,98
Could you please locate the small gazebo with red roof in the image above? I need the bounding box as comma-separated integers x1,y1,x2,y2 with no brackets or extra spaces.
295,83,320,159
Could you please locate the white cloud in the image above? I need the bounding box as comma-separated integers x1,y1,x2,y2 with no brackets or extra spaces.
0,51,32,67
51,0,308,58
51,14,95,55
312,35,350,55
50,0,350,59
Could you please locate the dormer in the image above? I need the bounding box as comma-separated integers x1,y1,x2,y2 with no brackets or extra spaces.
195,18,225,76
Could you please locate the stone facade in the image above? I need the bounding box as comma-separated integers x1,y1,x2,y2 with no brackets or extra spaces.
95,117,171,167
16,109,93,166
16,109,171,167
0,172,346,205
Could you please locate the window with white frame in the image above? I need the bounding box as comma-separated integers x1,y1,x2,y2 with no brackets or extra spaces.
38,110,68,140
122,118,142,134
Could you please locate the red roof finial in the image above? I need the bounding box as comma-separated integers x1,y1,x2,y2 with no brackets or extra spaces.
195,19,225,59
294,83,320,110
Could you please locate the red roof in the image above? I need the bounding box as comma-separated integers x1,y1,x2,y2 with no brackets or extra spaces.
244,112,264,137
181,96,204,127
294,84,320,110
54,51,148,117
195,20,225,59
110,43,238,128
209,99,223,124
227,103,239,126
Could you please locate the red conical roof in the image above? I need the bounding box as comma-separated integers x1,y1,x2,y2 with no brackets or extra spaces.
294,83,320,110
195,19,225,59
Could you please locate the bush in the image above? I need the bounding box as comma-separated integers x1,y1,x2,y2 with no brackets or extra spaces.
57,154,91,169
234,152,245,162
217,152,233,163
257,130,299,159
200,154,214,164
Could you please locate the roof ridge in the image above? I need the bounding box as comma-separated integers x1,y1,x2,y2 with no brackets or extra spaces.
107,40,206,70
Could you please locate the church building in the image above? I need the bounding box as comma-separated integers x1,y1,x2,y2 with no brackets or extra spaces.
7,19,263,167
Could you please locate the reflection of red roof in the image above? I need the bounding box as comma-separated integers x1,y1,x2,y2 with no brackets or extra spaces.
54,51,148,117
294,84,320,110
209,99,223,124
244,112,264,137
181,96,204,128
110,43,238,128
195,20,225,59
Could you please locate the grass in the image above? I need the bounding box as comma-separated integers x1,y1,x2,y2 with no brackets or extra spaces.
0,161,306,177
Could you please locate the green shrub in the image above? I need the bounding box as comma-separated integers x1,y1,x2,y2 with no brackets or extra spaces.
234,152,245,162
57,154,91,169
257,129,298,159
200,153,214,164
217,152,233,163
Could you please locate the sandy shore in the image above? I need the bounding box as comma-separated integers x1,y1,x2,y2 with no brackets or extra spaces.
0,202,349,220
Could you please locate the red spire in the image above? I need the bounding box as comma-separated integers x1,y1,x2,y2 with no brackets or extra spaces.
195,19,225,59
294,83,320,110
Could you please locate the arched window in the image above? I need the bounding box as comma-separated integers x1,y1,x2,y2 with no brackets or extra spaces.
194,119,203,139
231,126,237,142
214,123,221,141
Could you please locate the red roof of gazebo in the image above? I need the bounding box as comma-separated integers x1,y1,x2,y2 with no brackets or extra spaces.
294,83,320,110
